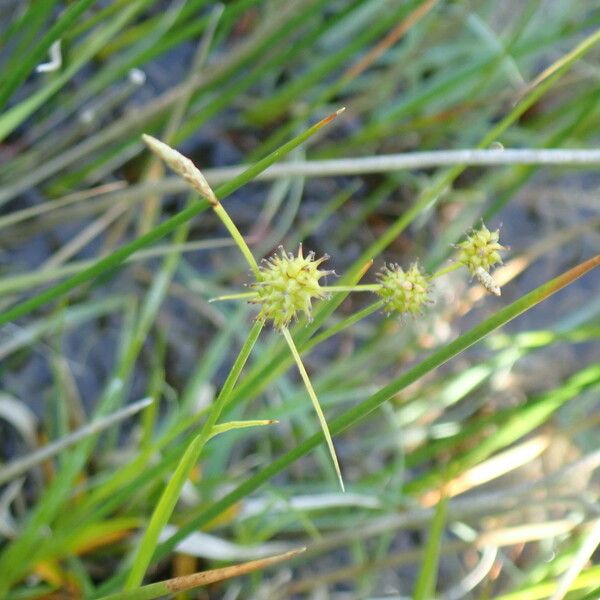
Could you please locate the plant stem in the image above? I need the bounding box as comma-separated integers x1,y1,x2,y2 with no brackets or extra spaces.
430,262,462,280
306,300,385,351
281,326,345,492
124,319,264,589
209,291,258,302
213,203,259,275
413,493,448,600
322,284,381,293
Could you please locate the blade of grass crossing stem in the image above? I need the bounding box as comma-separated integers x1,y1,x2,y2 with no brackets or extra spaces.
0,108,344,327
404,362,600,496
413,494,448,600
124,319,263,589
282,326,345,491
155,255,600,558
342,26,600,282
209,419,278,439
100,549,305,600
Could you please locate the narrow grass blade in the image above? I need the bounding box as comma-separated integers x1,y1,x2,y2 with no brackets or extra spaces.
0,398,152,485
158,255,600,557
99,548,304,600
0,0,97,109
549,518,600,600
209,419,278,439
494,565,600,600
124,319,263,589
412,494,448,600
0,0,148,142
0,109,344,327
209,291,258,302
281,326,345,492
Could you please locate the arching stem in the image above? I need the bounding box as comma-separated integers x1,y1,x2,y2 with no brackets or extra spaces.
281,326,345,491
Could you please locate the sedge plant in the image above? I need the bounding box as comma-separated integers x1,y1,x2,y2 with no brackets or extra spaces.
125,111,351,588
126,128,514,590
142,131,509,498
3,4,599,596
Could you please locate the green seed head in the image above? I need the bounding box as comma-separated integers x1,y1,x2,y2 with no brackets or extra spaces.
251,245,331,329
376,262,430,316
457,223,505,275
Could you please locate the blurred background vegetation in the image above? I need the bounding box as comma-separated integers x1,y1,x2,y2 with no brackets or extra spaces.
0,0,599,598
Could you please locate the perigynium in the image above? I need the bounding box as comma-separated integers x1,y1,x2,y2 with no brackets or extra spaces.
456,223,506,296
376,262,431,316
251,245,332,329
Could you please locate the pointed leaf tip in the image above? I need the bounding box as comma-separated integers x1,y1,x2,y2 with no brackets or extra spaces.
281,327,346,492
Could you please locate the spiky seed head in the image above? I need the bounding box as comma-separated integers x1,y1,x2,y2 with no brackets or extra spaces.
251,245,331,329
456,223,505,275
376,262,431,316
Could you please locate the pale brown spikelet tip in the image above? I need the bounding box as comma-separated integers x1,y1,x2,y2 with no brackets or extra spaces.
141,133,168,157
358,259,374,278
318,107,346,128
141,133,219,207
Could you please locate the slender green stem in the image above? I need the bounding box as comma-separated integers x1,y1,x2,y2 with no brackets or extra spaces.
157,255,600,557
281,326,345,491
212,203,259,275
209,291,258,302
306,300,385,351
124,319,264,589
209,284,379,306
413,494,448,600
209,419,277,439
322,284,381,293
430,262,462,280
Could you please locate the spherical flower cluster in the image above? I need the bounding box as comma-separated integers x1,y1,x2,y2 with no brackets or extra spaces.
251,246,331,329
376,262,430,316
456,223,505,275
